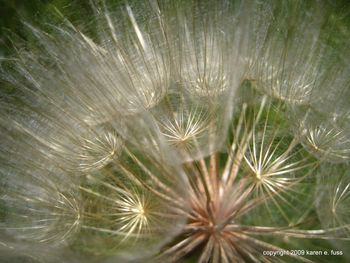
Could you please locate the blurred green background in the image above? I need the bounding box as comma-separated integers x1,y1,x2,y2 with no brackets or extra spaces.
0,0,95,56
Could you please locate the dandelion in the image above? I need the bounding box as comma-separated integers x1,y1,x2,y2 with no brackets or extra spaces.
316,164,350,254
292,107,350,163
0,0,350,262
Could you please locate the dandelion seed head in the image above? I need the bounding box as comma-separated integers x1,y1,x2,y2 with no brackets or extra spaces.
182,57,229,98
316,164,350,253
1,0,350,262
1,170,81,245
295,111,350,163
159,107,209,151
75,125,123,171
